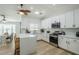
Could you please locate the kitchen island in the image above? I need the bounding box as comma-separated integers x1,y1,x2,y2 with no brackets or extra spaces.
18,34,37,55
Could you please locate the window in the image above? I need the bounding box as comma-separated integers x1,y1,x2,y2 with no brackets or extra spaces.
0,24,16,35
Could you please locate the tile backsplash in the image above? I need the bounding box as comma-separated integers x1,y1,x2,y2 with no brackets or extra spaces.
61,28,79,36
46,28,79,36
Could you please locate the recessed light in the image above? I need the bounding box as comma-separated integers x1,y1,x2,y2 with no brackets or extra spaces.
34,11,40,14
30,7,34,10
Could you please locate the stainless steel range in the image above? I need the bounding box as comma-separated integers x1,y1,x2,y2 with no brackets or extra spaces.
49,31,65,47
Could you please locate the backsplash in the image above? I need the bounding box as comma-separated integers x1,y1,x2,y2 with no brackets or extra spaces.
45,28,79,36
61,28,79,36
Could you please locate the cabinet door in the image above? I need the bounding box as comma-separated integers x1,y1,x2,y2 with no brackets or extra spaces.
74,9,79,28
41,20,45,28
58,37,68,49
53,16,60,23
65,11,74,28
45,33,49,42
42,32,49,42
68,39,79,54
68,39,76,52
47,18,52,28
59,14,66,28
41,18,52,29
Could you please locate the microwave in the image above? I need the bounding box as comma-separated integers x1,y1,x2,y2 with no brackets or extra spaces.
51,22,60,28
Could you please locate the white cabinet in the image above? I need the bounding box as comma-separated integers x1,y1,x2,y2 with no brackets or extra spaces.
58,36,68,49
59,14,66,28
47,18,52,28
45,33,49,42
74,39,79,54
42,32,49,42
58,36,79,54
69,39,79,54
65,11,74,28
42,20,48,28
41,20,45,28
41,18,52,29
51,16,60,23
74,9,79,28
41,8,79,29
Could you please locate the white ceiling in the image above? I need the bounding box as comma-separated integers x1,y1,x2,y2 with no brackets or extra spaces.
0,4,79,21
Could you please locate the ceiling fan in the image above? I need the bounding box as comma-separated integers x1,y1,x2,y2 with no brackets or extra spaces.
17,4,31,15
0,15,6,23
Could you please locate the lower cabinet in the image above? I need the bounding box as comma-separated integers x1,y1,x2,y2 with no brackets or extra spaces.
69,39,79,54
58,36,79,54
42,33,49,42
45,33,49,42
58,36,68,50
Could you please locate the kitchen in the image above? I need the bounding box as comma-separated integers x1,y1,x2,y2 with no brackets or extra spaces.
0,4,79,55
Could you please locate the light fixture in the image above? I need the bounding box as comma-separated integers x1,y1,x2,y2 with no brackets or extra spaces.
34,11,45,15
17,4,31,15
18,11,25,15
18,11,27,15
35,11,40,14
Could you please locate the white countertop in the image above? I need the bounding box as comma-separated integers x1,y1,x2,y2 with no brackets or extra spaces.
18,34,36,38
59,35,79,39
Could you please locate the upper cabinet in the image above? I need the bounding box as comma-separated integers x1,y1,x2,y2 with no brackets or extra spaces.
65,11,74,28
74,9,79,28
41,19,47,28
41,18,52,29
41,8,79,29
52,16,60,23
59,14,65,28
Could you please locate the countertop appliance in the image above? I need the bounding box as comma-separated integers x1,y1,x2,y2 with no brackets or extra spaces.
76,31,79,37
49,31,65,47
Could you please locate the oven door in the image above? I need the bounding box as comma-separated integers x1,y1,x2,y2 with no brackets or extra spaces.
49,36,58,44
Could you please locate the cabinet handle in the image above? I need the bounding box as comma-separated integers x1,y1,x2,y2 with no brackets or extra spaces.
68,42,70,45
73,24,75,27
66,41,67,44
66,41,70,45
74,40,76,42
